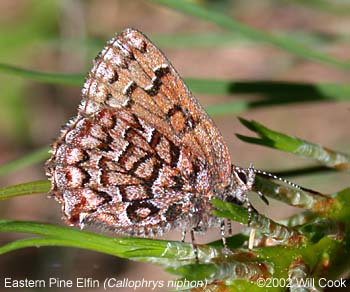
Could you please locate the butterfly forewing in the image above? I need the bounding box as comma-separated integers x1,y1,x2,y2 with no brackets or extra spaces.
46,28,232,236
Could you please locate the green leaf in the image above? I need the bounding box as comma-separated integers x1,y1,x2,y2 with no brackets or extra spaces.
0,63,84,86
298,218,343,243
200,79,350,115
0,146,50,177
2,62,349,98
237,117,350,169
0,237,100,255
0,220,179,258
152,0,350,70
211,198,249,224
253,175,334,213
0,180,50,200
1,185,349,289
212,199,300,244
0,220,223,265
186,79,350,101
2,62,349,117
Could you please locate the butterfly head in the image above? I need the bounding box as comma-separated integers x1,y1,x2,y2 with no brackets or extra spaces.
220,165,256,205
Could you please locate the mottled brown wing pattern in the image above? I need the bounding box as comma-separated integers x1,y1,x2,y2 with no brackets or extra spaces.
46,28,232,236
80,29,231,186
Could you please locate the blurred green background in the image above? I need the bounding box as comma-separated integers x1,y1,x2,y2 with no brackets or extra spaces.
0,0,349,291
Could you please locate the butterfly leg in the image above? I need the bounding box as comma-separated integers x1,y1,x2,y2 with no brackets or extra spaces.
227,219,232,235
181,229,187,242
221,220,234,256
246,197,253,227
190,229,199,263
220,219,227,249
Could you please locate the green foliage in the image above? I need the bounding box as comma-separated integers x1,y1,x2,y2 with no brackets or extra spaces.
0,180,49,200
236,118,350,169
1,120,349,290
0,63,84,86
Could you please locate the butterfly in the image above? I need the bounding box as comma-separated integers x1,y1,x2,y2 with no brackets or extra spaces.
45,28,260,246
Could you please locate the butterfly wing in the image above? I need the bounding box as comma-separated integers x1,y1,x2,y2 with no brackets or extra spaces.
81,28,231,186
46,28,231,235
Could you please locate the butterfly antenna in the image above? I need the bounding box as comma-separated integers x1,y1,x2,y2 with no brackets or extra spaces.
252,169,322,195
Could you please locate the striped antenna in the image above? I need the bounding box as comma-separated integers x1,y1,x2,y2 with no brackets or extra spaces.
252,168,322,195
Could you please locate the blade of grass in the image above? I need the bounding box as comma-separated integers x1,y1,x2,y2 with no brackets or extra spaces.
205,101,249,115
0,220,168,258
211,198,302,244
0,220,221,264
1,62,349,105
0,146,50,177
152,0,350,70
237,118,350,169
0,237,105,255
187,79,350,101
0,236,183,262
0,63,84,86
188,79,350,115
252,176,334,212
0,180,50,200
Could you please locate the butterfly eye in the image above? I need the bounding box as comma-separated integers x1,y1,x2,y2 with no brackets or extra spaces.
237,172,248,184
